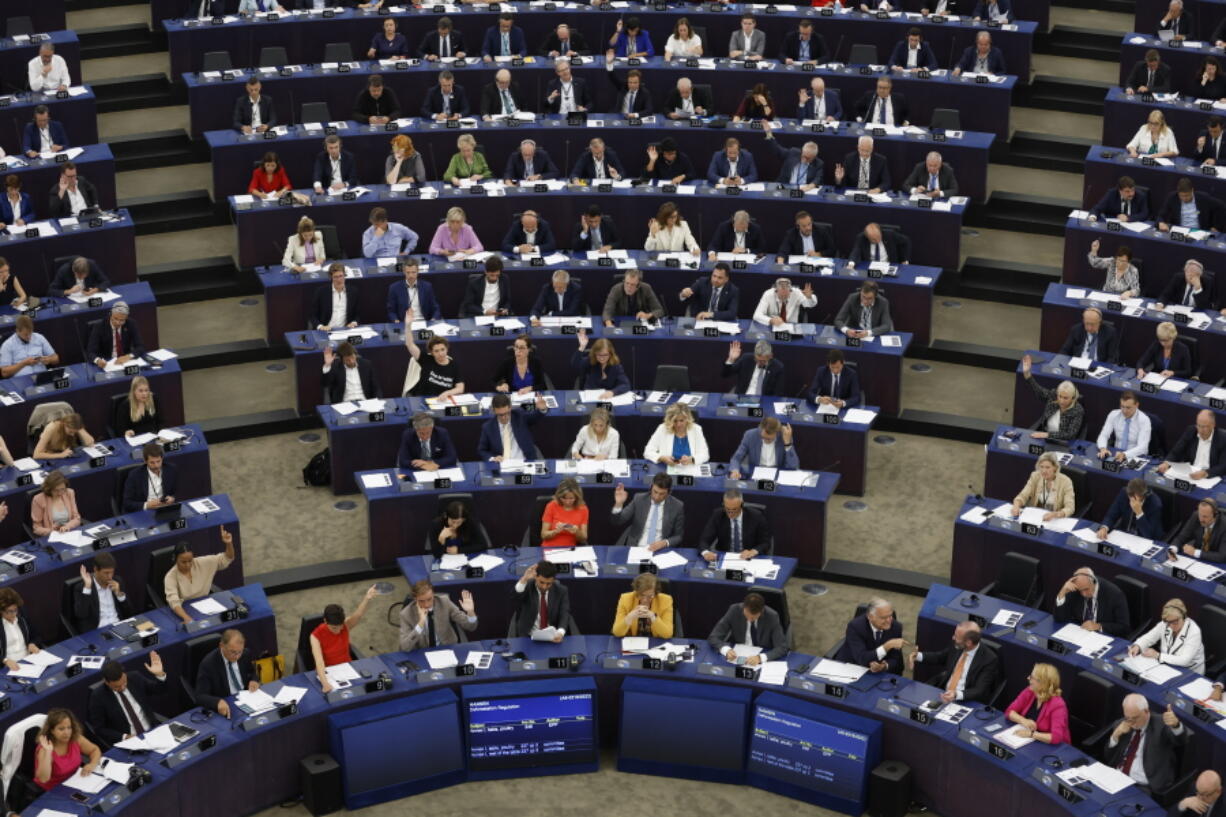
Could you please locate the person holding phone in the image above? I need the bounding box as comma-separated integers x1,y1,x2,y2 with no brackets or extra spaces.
612,572,674,637
541,478,588,549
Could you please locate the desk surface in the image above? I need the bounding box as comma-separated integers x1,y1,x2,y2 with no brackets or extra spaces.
1081,144,1226,217
0,282,158,367
0,210,136,296
1101,86,1221,152
0,143,118,214
0,86,99,151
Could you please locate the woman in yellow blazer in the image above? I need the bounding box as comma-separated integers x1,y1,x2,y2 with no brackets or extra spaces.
611,572,674,638
1012,451,1075,522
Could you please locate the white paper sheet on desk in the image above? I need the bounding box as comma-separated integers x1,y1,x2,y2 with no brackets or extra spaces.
468,554,504,571
61,771,109,793
714,252,761,263
355,399,386,414
551,546,597,564
146,348,177,362
0,392,25,406
273,685,308,705
586,249,629,260
842,408,878,425
1167,554,1225,581
652,551,688,570
757,661,788,686
1117,220,1152,234
991,608,1023,628
666,464,709,478
622,637,649,653
577,459,630,477
776,470,814,487
0,551,34,567
626,547,654,564
530,626,560,642
879,335,903,347
538,316,591,328
7,663,44,679
809,658,868,682
959,506,992,525
49,530,92,548
328,327,377,341
67,289,119,305
438,554,468,570
237,688,277,714
190,598,227,615
425,649,459,669
751,467,778,481
99,759,134,785
1069,209,1091,220
994,724,1037,749
1164,462,1223,490
22,651,61,668
103,357,147,373
1105,529,1162,557
1160,378,1190,393
360,473,392,490
331,402,359,416
415,466,465,484
1045,517,1079,533
694,320,741,334
1079,762,1136,794
812,402,839,417
604,392,637,406
326,663,361,683
1072,526,1100,543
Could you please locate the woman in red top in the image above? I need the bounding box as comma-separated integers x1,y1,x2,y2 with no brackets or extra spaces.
34,708,101,792
541,478,589,549
311,585,379,692
1004,662,1071,745
248,151,292,200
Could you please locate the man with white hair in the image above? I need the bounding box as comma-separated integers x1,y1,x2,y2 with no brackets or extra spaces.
87,302,144,368
503,139,558,182
761,119,823,189
28,42,71,94
480,68,528,119
904,152,958,197
1155,258,1215,311
834,135,890,193
663,77,712,119
1102,693,1186,794
752,278,816,326
836,597,906,673
1169,770,1222,815
1057,307,1120,364
1158,0,1195,40
544,58,591,114
1053,566,1130,636
707,210,764,259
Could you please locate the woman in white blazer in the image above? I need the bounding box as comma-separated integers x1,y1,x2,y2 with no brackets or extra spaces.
643,402,709,465
1128,598,1205,675
644,202,700,254
282,215,327,272
1125,110,1178,159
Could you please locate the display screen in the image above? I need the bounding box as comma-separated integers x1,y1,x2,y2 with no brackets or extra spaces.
748,704,872,803
339,703,463,796
620,689,747,771
465,692,597,771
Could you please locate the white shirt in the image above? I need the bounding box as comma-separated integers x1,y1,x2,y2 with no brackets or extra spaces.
592,157,607,178
38,127,54,153
146,469,163,505
869,241,889,263
114,687,152,734
570,424,621,458
66,186,87,215
2,618,26,662
1126,125,1178,156
726,158,739,180
1193,435,1214,471
328,288,347,329
1045,411,1062,434
249,96,263,129
330,157,343,187
746,365,766,396
758,437,777,467
522,229,537,246
82,581,125,627
342,365,364,401
481,281,501,311
800,232,815,253
28,55,71,93
636,500,667,549
906,46,919,68
1133,619,1205,674
752,288,818,324
557,81,576,114
869,621,890,661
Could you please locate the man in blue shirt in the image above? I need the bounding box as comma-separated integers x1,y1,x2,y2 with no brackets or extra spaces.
361,207,418,258
0,315,58,378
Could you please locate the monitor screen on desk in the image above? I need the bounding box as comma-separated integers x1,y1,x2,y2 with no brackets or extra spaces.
463,678,598,778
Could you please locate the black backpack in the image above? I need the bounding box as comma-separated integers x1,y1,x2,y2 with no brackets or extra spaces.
302,448,331,486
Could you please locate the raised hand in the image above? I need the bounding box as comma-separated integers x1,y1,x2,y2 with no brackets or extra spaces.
728,340,742,361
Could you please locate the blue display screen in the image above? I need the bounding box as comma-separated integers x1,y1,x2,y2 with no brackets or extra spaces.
466,692,597,771
747,704,871,802
339,703,464,795
620,690,747,771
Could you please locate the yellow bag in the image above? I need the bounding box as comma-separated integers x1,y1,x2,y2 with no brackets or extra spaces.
254,654,286,684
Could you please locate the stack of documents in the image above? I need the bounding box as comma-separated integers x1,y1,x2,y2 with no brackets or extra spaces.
1050,623,1113,659
1119,654,1182,685
115,723,180,754
414,467,465,484
190,598,228,616
1165,554,1225,582
625,547,688,570
1056,762,1134,794
808,658,868,683
1163,462,1222,490
720,557,780,581
9,650,62,679
325,663,361,689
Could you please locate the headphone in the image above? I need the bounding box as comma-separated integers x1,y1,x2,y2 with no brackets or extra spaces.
1162,599,1188,620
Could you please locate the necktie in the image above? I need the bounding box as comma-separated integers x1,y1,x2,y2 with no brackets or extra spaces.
502,33,510,55
929,173,938,190
1086,333,1097,358
442,37,449,58
114,327,123,357
859,159,870,189
792,162,805,186
594,160,605,179
1122,416,1132,451
1185,286,1195,306
427,609,437,646
560,39,569,53
778,299,787,322
800,40,809,60
421,437,431,460
750,620,759,645
1084,595,1096,624
945,651,968,695
873,243,881,262
501,89,515,114
1123,199,1130,216
874,628,883,644
814,97,823,119
590,228,601,249
1205,527,1212,548
732,516,742,552
118,691,145,736
646,502,661,545
625,90,635,113
862,306,872,329
876,99,885,124
1119,729,1142,775
228,660,242,693
709,287,720,313
538,590,548,629
832,372,839,396
1148,70,1154,87
442,94,451,115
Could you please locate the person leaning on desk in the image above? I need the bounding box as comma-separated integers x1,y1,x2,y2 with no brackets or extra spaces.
1136,322,1193,381
1157,409,1226,481
31,471,80,537
1053,567,1130,636
0,588,41,671
699,487,771,561
430,500,484,558
1129,597,1205,675
1011,451,1075,522
165,526,237,625
708,592,787,666
194,628,259,718
612,572,673,638
1004,663,1071,744
398,411,458,473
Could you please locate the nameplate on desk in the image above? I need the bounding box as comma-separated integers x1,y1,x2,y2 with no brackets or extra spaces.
627,58,642,67
974,74,988,84
820,4,834,13
725,186,741,196
596,472,613,484
1020,522,1040,536
1204,165,1219,177
1141,156,1157,167
774,331,792,342
632,324,649,335
676,474,694,487
853,193,869,203
1096,541,1117,558
163,733,217,769
756,479,776,492
1169,36,1182,47
1170,230,1187,242
322,7,335,15
725,568,745,582
1045,637,1068,655
1173,311,1190,325
0,99,10,108
415,664,474,683
917,69,932,80
809,123,825,134
845,335,862,348
859,65,872,75
240,702,298,732
432,477,452,490
24,228,38,239
639,560,658,574
661,184,678,194
1101,458,1122,472
664,258,680,268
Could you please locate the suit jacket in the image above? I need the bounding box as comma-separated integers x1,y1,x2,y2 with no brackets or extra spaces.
72,578,134,633
49,259,110,297
0,610,36,658
602,281,664,320
0,192,35,226
512,578,569,637
1005,688,1071,744
531,281,585,317
398,593,477,651
766,137,824,186
606,69,653,115
1196,129,1226,165
707,602,787,660
86,319,145,363
728,28,766,57
459,273,512,317
780,31,828,63
477,408,542,460
915,643,1001,704
855,91,909,125
543,77,592,113
849,231,902,263
87,673,165,746
903,162,958,196
232,94,275,131
1053,576,1130,637
500,218,556,252
706,149,759,185
971,0,1011,18
1171,512,1226,561
1101,488,1165,540
47,177,98,218
611,493,685,548
182,0,227,15
386,279,442,322
1158,11,1196,37
310,284,358,329
1168,790,1226,816
722,356,784,396
312,150,358,190
420,85,471,118
698,503,772,553
798,90,843,121
1102,715,1187,793
1168,427,1226,477
806,364,862,407
1125,60,1172,93
397,426,458,471
571,149,626,181
1158,191,1224,232
840,151,892,191
1059,321,1121,364
194,647,257,711
1014,471,1076,517
707,220,765,254
1159,271,1217,310
687,276,740,321
539,30,589,56
122,462,180,514
611,590,674,637
480,25,526,57
836,614,903,673
889,41,938,70
321,356,380,404
729,427,798,476
834,292,894,335
955,46,1007,74
1138,340,1193,378
663,86,714,116
569,215,621,250
777,225,837,258
1091,188,1151,222
417,30,466,59
21,121,68,156
479,81,529,117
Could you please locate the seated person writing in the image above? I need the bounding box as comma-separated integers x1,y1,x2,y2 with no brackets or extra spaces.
612,572,674,638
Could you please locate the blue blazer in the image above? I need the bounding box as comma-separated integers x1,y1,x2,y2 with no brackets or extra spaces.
397,426,458,471
706,149,759,186
386,279,442,322
312,150,358,190
836,614,904,673
1101,488,1164,540
1090,188,1150,222
1137,340,1192,379
955,46,1007,74
971,0,1011,19
481,25,527,57
572,351,630,394
531,282,584,318
687,276,739,321
730,427,799,475
0,193,35,226
21,121,68,156
806,365,861,408
798,90,842,121
766,138,824,186
122,462,180,513
477,408,542,460
888,41,938,70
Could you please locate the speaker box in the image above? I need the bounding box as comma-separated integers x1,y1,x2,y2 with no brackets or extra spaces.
867,760,912,817
299,753,342,815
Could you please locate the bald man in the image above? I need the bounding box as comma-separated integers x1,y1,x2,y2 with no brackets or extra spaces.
903,152,958,198
1057,307,1120,364
909,620,1001,704
1159,410,1226,479
1103,693,1186,795
1169,770,1223,815
480,69,528,119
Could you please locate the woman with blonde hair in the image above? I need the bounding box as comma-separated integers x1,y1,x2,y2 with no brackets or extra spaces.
116,375,161,437
570,407,621,459
1126,109,1178,158
541,478,589,549
1005,663,1070,744
1011,451,1074,521
1137,320,1192,380
644,201,700,254
1129,598,1204,674
644,402,709,465
385,134,426,184
429,206,483,256
572,331,630,396
443,133,491,185
612,571,674,638
1020,353,1084,441
282,215,326,272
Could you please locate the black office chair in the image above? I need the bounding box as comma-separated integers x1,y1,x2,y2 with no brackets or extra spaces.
1062,465,1091,519
113,462,142,517
929,108,961,131
5,17,34,37
295,613,363,674
1113,574,1153,642
690,26,708,49
323,42,354,63
258,46,288,68
882,228,912,265
744,502,775,554
385,593,470,643
107,392,128,439
980,551,1043,608
1178,335,1202,380
521,495,554,548
1148,484,1176,537
21,486,41,541
1069,670,1118,750
979,638,1007,708
316,224,343,261
146,545,178,609
1148,412,1168,459
77,318,102,365
751,585,792,648
60,576,83,639
300,101,331,125
693,83,714,110
823,603,869,659
201,51,233,72
1201,603,1226,677
6,723,45,813
180,632,221,708
653,365,690,391
848,43,877,65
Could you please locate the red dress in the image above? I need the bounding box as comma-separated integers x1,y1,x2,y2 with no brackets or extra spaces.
312,621,350,667
248,166,292,194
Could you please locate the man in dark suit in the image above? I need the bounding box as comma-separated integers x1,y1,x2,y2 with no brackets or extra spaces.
1160,410,1226,479
570,204,621,251
1156,259,1217,311
1167,770,1223,816
699,488,772,558
72,552,133,633
512,561,569,640
530,270,585,321
729,420,797,480
122,442,180,514
798,77,842,121
478,393,546,461
953,31,1007,75
904,152,958,197
1053,567,1130,636
352,74,400,126
539,23,588,57
459,257,511,317
480,13,526,60
195,629,259,716
854,77,909,126
835,136,891,192
500,210,556,255
320,341,380,405
889,28,938,72
707,593,788,664
722,339,784,396
1098,478,1165,541
1196,117,1226,165
663,77,713,118
87,302,144,368
681,263,739,321
610,474,685,551
1125,50,1172,94
1103,694,1188,795
836,598,905,673
543,58,591,114
88,656,167,746
776,210,836,261
807,349,862,408
779,20,827,64
49,256,110,297
1059,307,1121,364
232,76,275,134
480,69,529,119
706,139,759,186
909,621,1002,704
706,211,765,258
570,138,626,181
1157,179,1224,233
47,162,98,217
502,141,557,182
1171,498,1226,561
1158,0,1195,39
184,0,227,17
310,263,358,330
605,63,652,116
849,222,903,264
420,70,470,120
418,17,466,60
1090,176,1150,222
397,412,458,472
386,259,442,322
22,105,69,158
312,135,357,194
835,281,894,338
761,120,823,189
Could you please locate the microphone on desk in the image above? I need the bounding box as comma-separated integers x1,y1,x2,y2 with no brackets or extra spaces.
967,483,985,503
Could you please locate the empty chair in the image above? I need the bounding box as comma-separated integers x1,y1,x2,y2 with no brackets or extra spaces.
323,42,354,63
1148,484,1177,539
1178,334,1202,380
60,576,82,639
1201,603,1226,677
979,637,1008,708
1068,670,1117,749
929,108,961,130
201,51,233,72
980,551,1042,608
1113,574,1153,641
113,462,141,517
316,224,343,260
653,364,689,391
6,16,34,37
1148,412,1168,459
300,101,330,125
258,46,288,68
1062,465,1091,519
848,43,877,65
